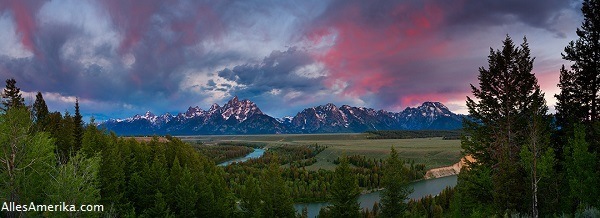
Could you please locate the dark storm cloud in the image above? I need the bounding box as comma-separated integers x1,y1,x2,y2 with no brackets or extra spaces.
313,0,578,39
445,0,580,38
0,1,270,110
0,20,129,101
216,47,326,97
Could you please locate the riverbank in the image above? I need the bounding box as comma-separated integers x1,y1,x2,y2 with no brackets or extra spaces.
295,175,459,218
424,155,474,179
359,156,472,195
217,148,266,166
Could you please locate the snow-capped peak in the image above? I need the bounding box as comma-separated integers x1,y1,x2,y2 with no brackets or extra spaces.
220,96,263,122
400,101,454,120
420,102,449,111
209,103,220,113
185,106,204,118
144,111,155,118
277,116,294,123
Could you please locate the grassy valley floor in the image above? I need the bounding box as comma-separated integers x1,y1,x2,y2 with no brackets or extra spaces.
180,133,462,171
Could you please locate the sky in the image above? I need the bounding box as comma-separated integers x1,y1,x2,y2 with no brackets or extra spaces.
0,0,585,121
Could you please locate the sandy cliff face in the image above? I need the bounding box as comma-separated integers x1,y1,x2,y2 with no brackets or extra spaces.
424,155,475,179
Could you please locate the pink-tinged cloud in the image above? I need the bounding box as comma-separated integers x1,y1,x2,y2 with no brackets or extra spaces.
309,1,467,107
398,92,467,109
0,0,46,57
100,0,163,53
169,5,224,47
99,0,224,54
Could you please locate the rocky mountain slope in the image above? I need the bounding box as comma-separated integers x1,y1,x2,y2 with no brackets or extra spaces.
102,96,464,135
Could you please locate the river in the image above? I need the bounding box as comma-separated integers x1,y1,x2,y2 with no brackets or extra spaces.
217,148,458,218
217,148,266,166
294,175,458,218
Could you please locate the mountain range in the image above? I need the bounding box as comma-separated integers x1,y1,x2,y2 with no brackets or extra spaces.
101,96,465,135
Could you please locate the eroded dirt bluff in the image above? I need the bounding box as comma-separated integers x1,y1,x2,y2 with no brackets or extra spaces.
424,155,475,179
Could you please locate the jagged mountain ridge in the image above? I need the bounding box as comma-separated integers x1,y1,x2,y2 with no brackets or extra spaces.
101,96,464,135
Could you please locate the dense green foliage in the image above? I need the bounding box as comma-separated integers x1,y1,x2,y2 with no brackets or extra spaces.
365,130,463,140
555,0,600,150
0,108,56,217
0,78,25,111
2,2,598,216
552,1,600,213
380,147,412,217
450,2,600,216
220,143,427,204
0,80,297,217
565,125,599,209
457,35,551,215
325,157,361,218
32,91,49,127
260,162,297,218
363,186,455,218
194,143,254,164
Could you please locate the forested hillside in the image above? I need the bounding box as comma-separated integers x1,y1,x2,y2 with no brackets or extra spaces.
1,1,599,217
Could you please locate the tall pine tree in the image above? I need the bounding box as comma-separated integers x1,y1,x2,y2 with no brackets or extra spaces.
73,97,84,153
555,0,600,151
461,35,546,214
554,1,600,213
240,176,262,218
327,156,360,218
32,92,49,126
1,78,25,111
260,162,296,218
380,147,412,217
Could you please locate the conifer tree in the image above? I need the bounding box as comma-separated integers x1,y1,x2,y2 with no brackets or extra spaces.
461,35,545,214
128,170,150,214
142,191,175,218
241,176,262,218
168,157,183,210
553,0,600,213
1,78,25,111
99,140,127,214
32,92,49,127
328,156,360,218
260,162,296,218
81,119,108,158
209,170,236,217
555,0,600,151
565,125,599,209
380,147,412,217
148,151,169,195
73,98,84,152
57,111,75,163
175,167,198,218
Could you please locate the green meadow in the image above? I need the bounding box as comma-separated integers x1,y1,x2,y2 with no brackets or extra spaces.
179,133,462,170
